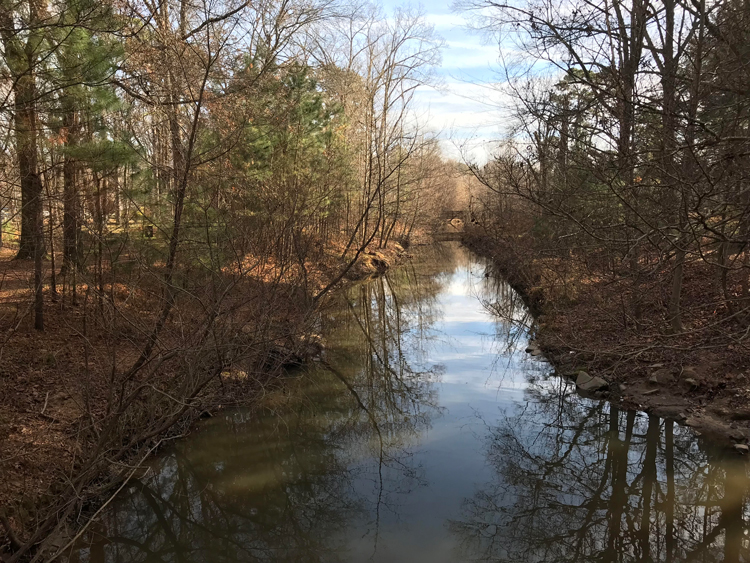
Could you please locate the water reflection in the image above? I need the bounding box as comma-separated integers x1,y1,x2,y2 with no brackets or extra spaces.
68,247,458,563
475,264,536,357
67,244,749,563
450,377,750,562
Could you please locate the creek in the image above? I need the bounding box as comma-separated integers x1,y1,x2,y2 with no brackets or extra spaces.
67,242,749,563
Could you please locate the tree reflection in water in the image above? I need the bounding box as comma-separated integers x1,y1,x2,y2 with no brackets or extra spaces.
449,378,750,563
473,262,535,358
67,246,459,563
65,244,749,563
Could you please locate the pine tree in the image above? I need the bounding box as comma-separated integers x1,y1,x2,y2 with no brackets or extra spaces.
53,0,124,273
0,0,47,261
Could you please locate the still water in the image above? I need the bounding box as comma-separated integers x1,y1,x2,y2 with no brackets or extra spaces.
69,243,749,562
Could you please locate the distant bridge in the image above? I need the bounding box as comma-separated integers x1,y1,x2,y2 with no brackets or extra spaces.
434,209,471,241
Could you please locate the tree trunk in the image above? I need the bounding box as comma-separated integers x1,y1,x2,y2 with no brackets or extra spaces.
659,0,686,333
34,184,44,330
14,67,44,261
62,103,81,272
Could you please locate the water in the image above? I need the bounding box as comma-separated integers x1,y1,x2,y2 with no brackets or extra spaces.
68,243,749,563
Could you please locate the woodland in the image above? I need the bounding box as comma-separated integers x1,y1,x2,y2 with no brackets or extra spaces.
2,0,750,557
461,0,750,432
0,0,459,559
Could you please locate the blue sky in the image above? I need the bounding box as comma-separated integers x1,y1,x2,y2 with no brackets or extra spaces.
380,0,512,163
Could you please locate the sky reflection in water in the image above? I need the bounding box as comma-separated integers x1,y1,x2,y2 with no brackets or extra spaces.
68,243,750,563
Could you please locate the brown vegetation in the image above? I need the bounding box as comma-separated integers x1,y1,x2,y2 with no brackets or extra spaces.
459,0,750,447
0,0,463,558
0,232,416,561
465,227,750,448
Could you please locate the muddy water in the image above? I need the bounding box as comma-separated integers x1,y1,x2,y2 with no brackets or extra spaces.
67,243,749,563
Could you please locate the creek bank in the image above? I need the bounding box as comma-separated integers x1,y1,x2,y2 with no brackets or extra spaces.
343,242,410,282
465,233,750,451
0,239,414,561
267,242,412,369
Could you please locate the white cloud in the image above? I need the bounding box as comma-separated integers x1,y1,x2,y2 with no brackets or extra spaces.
376,0,525,162
410,78,515,162
424,13,466,29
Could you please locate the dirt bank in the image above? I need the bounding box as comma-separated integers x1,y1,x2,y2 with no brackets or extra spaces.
464,233,750,453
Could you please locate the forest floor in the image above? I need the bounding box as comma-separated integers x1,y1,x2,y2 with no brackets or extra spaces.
0,239,412,559
464,231,750,453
